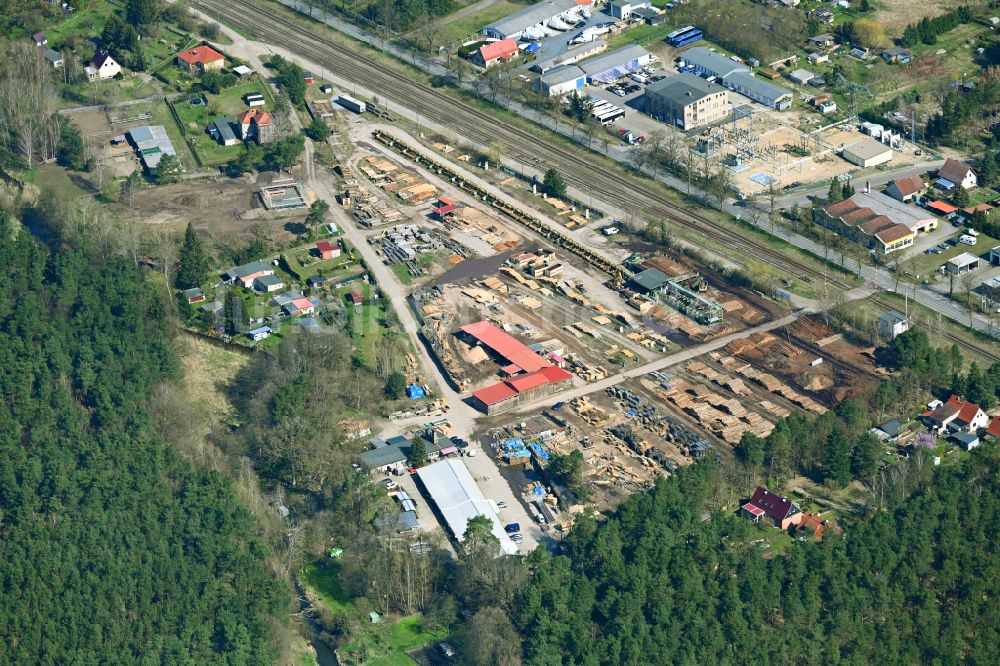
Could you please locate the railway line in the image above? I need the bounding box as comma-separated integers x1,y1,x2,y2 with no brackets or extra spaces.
195,0,999,363
192,0,850,289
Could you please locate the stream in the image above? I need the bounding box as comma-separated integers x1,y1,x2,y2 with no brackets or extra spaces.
294,576,340,666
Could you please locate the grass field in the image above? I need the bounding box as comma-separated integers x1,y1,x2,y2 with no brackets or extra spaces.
607,23,676,50
301,562,354,613
339,615,445,666
436,0,523,46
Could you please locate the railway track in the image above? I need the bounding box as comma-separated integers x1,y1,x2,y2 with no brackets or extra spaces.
192,0,850,289
196,0,1000,366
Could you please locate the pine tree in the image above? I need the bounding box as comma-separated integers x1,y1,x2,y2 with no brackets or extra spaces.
827,178,843,203
542,168,566,197
979,147,998,186
952,185,970,208
842,180,856,198
825,428,852,486
125,0,159,28
177,223,208,290
407,437,428,467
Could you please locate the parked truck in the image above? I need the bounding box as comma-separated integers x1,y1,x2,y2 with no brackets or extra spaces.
337,94,366,114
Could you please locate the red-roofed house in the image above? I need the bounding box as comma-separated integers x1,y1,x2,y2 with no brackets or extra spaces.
885,174,927,203
742,486,803,529
236,109,276,145
176,45,226,71
316,240,340,260
926,200,957,216
937,158,978,190
472,38,519,68
925,394,988,434
283,297,316,316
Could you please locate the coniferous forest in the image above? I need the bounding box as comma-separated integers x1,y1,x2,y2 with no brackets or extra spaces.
515,454,1000,665
0,214,286,664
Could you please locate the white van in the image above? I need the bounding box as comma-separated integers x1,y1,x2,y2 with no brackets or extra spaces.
960,234,977,246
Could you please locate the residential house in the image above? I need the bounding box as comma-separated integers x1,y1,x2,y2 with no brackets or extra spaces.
885,174,927,203
224,260,275,288
807,52,829,65
176,44,226,71
247,326,271,342
878,311,909,339
41,47,63,68
925,394,988,434
235,109,277,145
31,32,47,46
85,49,121,82
809,9,835,24
881,47,912,63
984,416,1000,440
741,486,803,529
937,158,978,190
350,289,364,306
208,117,239,146
808,33,835,47
472,38,519,68
316,240,340,260
183,287,206,304
254,274,285,293
283,297,316,316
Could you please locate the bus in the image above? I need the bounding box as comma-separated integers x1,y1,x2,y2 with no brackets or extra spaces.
594,106,625,125
667,25,703,48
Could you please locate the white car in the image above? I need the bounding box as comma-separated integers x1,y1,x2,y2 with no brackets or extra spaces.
497,500,508,509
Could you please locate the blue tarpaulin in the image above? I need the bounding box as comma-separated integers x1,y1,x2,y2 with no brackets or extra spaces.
530,444,550,461
406,384,425,399
532,485,545,496
507,449,531,459
503,438,526,449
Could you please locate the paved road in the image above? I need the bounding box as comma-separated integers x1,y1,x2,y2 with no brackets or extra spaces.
510,310,802,414
775,160,946,208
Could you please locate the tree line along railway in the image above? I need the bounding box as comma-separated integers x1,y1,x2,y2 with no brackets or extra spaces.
193,0,998,364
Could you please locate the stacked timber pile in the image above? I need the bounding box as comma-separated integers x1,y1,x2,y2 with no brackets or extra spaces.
758,399,791,418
